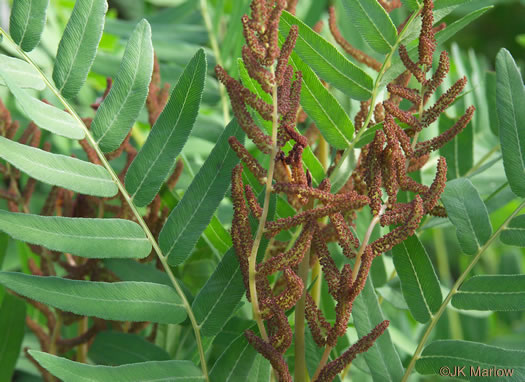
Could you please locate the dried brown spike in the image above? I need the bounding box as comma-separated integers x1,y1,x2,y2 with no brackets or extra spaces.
422,76,468,127
273,267,304,312
243,15,267,61
330,212,359,258
268,302,292,354
228,136,267,184
245,184,263,218
276,26,298,85
257,221,314,277
387,84,422,109
424,51,450,102
399,44,426,84
245,330,292,382
311,226,340,298
242,46,275,93
415,105,475,157
316,320,390,382
263,1,286,65
423,157,447,212
265,194,369,237
305,292,331,347
371,195,424,257
355,100,371,131
327,264,353,346
383,100,422,131
231,164,253,292
250,0,268,31
418,0,436,68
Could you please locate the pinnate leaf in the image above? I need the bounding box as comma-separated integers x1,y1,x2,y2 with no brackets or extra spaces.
0,210,151,259
501,215,525,247
341,0,397,54
452,275,525,311
9,0,49,51
30,351,204,382
0,54,45,90
53,0,108,98
192,191,275,337
0,293,26,382
441,178,492,255
89,331,170,365
0,272,186,324
192,248,245,336
496,49,525,197
92,19,154,152
248,355,272,382
0,136,117,197
392,235,442,323
160,120,243,266
0,69,83,139
279,11,373,101
209,332,258,382
126,49,206,207
416,340,525,380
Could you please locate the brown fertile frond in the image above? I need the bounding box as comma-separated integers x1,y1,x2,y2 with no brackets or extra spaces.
228,137,267,184
355,100,371,131
419,0,436,68
399,44,426,84
383,100,422,131
245,185,263,218
422,157,447,212
245,330,292,382
330,212,359,259
231,164,252,292
276,25,298,85
315,320,390,382
421,76,468,127
371,195,424,256
414,106,475,157
265,193,370,237
305,292,331,347
273,267,304,313
424,51,450,102
267,302,293,354
387,84,422,109
311,230,340,298
256,221,315,277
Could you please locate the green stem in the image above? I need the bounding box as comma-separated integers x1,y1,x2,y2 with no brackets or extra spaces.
247,66,281,342
401,199,525,381
329,6,423,186
0,28,210,381
200,0,231,125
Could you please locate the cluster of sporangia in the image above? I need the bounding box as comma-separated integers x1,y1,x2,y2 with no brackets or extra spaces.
0,57,179,381
220,0,473,381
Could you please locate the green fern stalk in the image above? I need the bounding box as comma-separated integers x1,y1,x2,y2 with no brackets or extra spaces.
0,27,210,382
402,199,525,381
